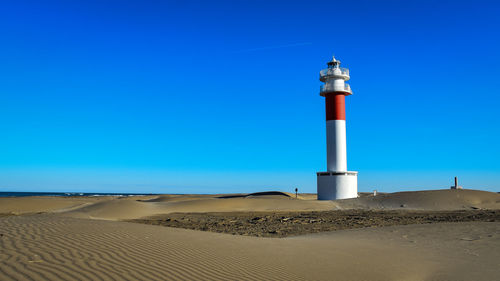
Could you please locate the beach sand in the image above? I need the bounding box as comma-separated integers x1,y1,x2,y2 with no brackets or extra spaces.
0,189,499,280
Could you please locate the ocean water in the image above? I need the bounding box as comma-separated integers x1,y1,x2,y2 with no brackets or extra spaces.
0,192,159,197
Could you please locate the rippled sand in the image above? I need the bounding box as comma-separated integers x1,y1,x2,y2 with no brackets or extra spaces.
0,189,499,280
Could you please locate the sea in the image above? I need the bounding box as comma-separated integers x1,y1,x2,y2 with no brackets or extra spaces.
0,192,159,197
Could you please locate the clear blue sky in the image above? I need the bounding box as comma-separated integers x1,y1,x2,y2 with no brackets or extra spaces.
1,0,499,194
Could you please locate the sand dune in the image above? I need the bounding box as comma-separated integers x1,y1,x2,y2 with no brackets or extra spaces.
145,191,302,202
65,199,164,220
217,191,294,198
0,196,106,215
139,194,216,203
66,196,335,220
1,189,498,221
337,189,500,210
2,214,498,281
0,189,499,280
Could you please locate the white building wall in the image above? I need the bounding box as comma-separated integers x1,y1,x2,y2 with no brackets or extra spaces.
326,120,347,172
317,172,358,200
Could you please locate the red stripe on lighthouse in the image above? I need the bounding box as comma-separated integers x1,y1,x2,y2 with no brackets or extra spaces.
325,93,346,120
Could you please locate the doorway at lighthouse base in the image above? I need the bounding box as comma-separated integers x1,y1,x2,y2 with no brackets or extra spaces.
317,171,358,200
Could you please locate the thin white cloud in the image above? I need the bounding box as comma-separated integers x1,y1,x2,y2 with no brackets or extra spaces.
234,42,312,53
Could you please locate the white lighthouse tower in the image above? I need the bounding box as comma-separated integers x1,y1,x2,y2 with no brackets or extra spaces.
317,56,358,200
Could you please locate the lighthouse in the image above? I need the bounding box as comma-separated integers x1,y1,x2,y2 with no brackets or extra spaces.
317,56,358,200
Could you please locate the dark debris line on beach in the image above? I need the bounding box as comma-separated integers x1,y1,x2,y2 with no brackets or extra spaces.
128,210,500,237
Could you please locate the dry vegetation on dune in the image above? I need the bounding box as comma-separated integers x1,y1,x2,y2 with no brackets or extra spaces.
130,209,500,237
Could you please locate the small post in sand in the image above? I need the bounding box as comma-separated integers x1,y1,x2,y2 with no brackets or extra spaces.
450,176,463,189
295,188,298,198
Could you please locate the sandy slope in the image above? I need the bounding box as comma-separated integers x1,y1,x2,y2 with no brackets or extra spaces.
1,214,498,281
0,189,499,280
1,189,498,221
336,189,500,210
63,194,337,220
0,196,107,214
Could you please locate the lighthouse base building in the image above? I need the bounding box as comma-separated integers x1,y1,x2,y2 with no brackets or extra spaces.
317,171,358,200
316,56,358,200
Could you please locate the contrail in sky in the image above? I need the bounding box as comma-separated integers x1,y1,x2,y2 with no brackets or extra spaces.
233,42,312,53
